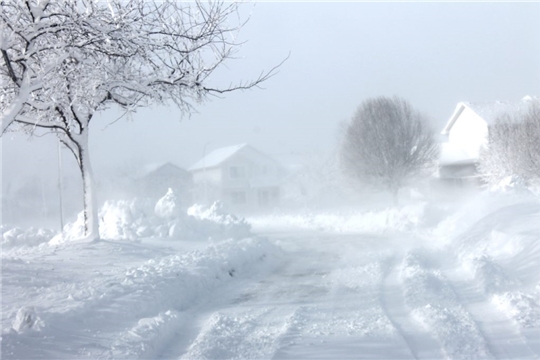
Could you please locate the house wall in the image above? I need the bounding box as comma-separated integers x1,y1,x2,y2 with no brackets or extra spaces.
192,167,222,185
221,153,280,188
190,146,285,211
447,106,488,159
220,151,282,210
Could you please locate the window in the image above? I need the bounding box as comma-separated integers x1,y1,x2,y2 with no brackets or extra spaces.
230,166,245,179
230,191,246,204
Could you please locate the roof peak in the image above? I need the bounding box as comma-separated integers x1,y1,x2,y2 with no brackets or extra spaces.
188,143,250,171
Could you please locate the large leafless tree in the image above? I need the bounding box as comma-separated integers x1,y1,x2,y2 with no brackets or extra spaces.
1,0,281,240
478,100,540,187
340,96,439,200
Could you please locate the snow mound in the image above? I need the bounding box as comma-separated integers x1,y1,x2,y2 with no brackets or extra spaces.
11,307,44,333
1,237,285,359
433,191,540,247
51,190,251,243
100,198,157,239
155,188,182,218
187,201,251,240
1,225,57,248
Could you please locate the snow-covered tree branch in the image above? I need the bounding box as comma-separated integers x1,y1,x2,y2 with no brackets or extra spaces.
1,0,281,240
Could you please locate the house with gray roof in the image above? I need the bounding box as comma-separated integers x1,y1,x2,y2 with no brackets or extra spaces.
439,96,537,184
188,144,285,211
134,162,192,204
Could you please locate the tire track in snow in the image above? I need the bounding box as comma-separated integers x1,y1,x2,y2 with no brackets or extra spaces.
180,306,298,360
380,256,444,360
444,266,539,359
174,245,335,360
399,249,494,359
175,234,407,359
1,238,284,360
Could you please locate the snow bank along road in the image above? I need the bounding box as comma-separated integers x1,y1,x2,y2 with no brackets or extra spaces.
2,196,540,359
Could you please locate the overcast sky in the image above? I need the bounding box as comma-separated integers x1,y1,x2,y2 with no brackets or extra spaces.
2,1,540,187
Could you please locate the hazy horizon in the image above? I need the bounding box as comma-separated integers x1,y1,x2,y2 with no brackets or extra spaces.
2,1,539,193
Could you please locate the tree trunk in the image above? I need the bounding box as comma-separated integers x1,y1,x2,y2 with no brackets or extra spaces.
78,129,99,241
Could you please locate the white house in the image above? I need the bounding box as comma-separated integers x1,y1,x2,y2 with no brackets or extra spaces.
188,144,285,211
439,96,536,183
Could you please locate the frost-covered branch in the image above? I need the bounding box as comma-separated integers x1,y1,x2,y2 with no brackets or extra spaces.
1,0,282,239
340,96,439,199
478,100,540,187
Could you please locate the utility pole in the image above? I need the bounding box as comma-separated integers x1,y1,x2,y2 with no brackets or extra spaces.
57,138,64,237
203,142,210,205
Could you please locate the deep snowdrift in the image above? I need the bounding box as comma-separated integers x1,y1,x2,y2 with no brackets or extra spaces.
2,189,540,359
2,189,251,248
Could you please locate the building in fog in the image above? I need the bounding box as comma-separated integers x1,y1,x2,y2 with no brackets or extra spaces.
438,96,536,185
135,162,193,205
188,144,285,211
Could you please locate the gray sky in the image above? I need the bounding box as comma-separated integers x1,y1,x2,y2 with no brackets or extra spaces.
2,2,540,186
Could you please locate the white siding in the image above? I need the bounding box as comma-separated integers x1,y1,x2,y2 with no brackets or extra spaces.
448,106,488,159
192,167,221,185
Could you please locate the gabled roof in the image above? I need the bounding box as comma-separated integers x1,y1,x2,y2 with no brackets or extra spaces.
188,144,248,171
442,96,537,135
137,162,189,179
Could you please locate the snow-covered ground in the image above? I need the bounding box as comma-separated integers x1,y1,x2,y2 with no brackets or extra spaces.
2,190,540,359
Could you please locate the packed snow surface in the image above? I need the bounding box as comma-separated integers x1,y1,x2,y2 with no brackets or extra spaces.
2,191,540,359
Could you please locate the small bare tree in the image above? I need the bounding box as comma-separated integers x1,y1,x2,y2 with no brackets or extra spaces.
478,100,540,187
340,96,439,200
1,0,282,240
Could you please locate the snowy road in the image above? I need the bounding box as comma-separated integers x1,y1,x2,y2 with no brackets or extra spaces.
163,227,540,359
2,196,540,359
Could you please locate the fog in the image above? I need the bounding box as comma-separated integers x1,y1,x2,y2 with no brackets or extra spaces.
4,3,540,357
2,2,540,226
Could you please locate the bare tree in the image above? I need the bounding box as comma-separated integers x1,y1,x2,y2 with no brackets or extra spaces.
478,100,540,187
1,0,282,240
340,96,439,200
